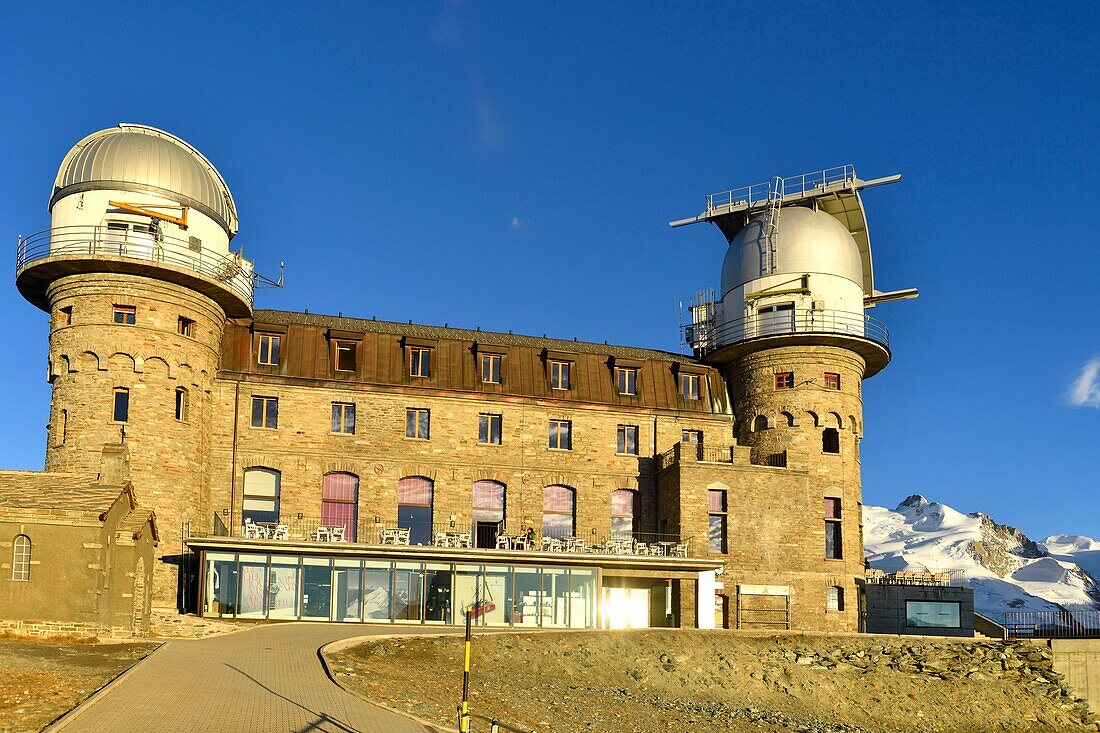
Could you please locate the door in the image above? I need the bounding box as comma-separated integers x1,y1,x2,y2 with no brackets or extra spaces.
758,302,795,336
475,520,500,549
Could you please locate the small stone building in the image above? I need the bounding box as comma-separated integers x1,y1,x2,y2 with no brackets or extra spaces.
0,467,157,637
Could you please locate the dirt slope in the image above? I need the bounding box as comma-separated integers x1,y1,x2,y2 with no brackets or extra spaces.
329,630,1099,733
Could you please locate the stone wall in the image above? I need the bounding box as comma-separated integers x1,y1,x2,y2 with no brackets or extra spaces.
44,273,225,605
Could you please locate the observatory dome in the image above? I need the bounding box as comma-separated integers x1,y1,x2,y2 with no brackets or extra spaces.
720,206,863,297
49,124,239,236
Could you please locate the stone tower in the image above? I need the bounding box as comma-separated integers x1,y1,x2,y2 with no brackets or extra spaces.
16,124,254,607
672,167,916,630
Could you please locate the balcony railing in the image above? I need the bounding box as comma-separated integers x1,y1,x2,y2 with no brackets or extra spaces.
217,515,696,558
685,308,889,356
705,165,856,212
16,225,253,307
864,568,967,587
1003,610,1100,639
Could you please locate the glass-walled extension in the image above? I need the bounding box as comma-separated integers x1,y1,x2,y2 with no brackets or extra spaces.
200,551,598,628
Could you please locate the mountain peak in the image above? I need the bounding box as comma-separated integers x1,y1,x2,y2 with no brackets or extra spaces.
896,494,929,510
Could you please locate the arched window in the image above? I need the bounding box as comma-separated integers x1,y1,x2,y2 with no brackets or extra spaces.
243,467,281,525
822,428,840,454
12,535,31,581
543,485,575,538
827,586,844,611
781,412,795,427
753,414,769,432
322,472,359,541
611,489,638,539
472,480,506,548
398,476,434,545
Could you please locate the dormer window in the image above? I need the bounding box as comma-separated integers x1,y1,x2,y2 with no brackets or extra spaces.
550,360,571,390
616,367,638,396
256,333,281,366
334,341,357,372
480,353,502,384
409,347,431,378
680,373,701,400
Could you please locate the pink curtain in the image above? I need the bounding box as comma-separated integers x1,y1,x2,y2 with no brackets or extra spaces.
473,480,505,520
322,472,359,541
708,489,725,512
398,476,433,506
611,489,637,517
544,485,574,512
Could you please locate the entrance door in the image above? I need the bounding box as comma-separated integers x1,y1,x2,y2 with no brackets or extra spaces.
758,302,796,336
475,520,500,549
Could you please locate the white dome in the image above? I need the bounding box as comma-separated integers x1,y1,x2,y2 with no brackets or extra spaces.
49,124,238,237
720,206,864,297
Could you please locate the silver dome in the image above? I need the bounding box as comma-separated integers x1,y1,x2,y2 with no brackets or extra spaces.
720,206,864,296
50,124,239,237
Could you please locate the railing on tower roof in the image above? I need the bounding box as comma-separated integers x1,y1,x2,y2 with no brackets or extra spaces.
684,307,889,357
16,225,254,308
705,164,856,213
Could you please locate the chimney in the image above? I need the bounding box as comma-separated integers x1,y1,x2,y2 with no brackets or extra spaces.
99,444,131,485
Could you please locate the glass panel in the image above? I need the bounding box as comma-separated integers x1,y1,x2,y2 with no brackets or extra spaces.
398,477,433,504
482,566,511,627
333,559,362,621
362,560,393,622
708,490,726,512
398,505,433,546
825,522,842,559
513,567,541,628
472,481,505,520
237,554,268,619
709,514,727,553
265,399,278,429
454,564,487,627
824,497,841,519
611,516,633,539
569,569,597,629
424,563,453,624
394,562,424,623
301,557,333,621
268,555,301,620
542,568,569,628
611,489,635,516
243,468,280,524
322,473,359,541
204,552,237,618
906,601,961,628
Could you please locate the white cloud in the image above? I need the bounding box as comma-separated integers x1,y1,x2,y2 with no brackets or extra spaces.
510,217,526,230
1068,357,1100,408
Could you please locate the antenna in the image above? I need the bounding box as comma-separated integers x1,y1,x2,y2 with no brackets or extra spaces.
254,261,285,289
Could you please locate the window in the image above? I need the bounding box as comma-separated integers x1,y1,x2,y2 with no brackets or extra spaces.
322,472,359,542
822,427,840,454
243,468,281,525
473,480,506,548
398,476,434,545
334,341,357,372
406,408,430,439
775,372,794,389
616,367,638,396
58,408,68,445
906,601,962,628
12,535,31,581
682,430,703,459
113,305,136,325
178,316,194,337
753,415,769,432
548,419,572,450
59,306,72,326
543,485,575,538
611,489,638,539
550,360,571,390
824,372,840,390
331,402,355,434
113,388,129,423
251,396,278,429
175,388,188,422
478,413,502,445
825,498,842,559
480,353,502,384
409,347,431,378
680,373,701,400
256,334,281,365
616,425,639,455
708,489,728,553
827,586,844,612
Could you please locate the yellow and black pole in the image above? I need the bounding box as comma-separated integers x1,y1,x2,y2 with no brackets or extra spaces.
459,603,473,732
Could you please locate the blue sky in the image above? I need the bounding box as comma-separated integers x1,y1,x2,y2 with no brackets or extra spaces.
0,2,1096,540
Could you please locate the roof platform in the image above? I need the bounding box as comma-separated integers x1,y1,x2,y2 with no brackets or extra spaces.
669,165,901,297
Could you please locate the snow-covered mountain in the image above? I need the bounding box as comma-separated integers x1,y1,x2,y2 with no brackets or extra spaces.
863,495,1100,620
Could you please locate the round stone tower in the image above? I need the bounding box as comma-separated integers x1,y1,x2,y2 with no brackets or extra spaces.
16,124,254,608
673,167,916,631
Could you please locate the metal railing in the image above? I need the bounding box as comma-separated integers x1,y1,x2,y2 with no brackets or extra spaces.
219,515,695,557
16,225,254,306
864,568,967,587
705,164,855,212
686,308,889,356
751,451,788,468
1004,610,1100,639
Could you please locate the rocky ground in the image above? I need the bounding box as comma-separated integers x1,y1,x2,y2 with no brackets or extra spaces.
329,630,1100,733
0,637,156,733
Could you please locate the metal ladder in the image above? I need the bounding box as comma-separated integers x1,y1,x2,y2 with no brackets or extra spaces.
761,176,783,274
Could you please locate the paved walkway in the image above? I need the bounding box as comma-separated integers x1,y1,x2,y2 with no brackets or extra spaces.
50,624,446,733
